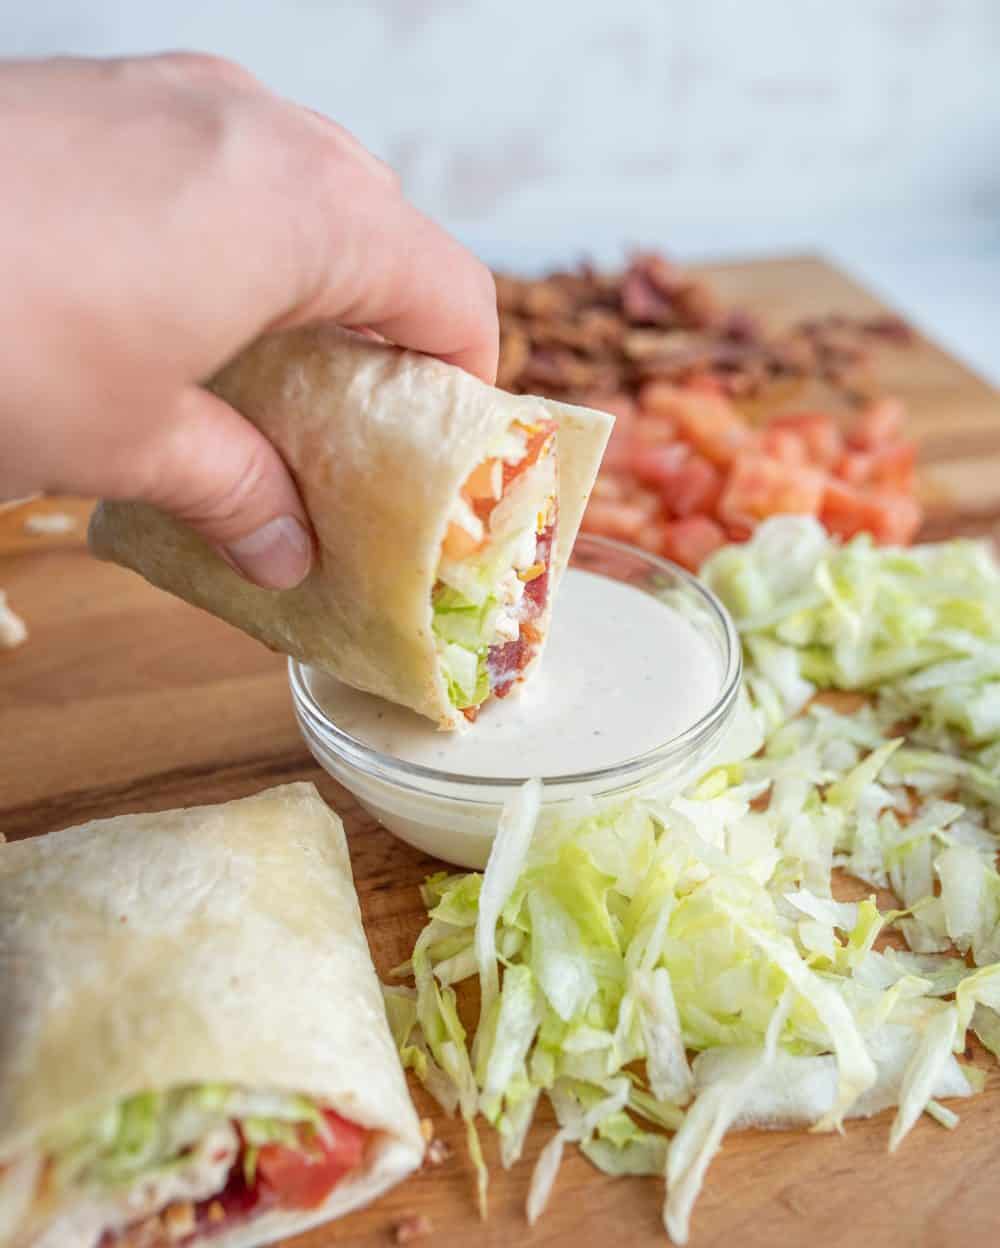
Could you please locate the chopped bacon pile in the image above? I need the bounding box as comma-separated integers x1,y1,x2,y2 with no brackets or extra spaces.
495,253,914,408
581,390,921,571
494,252,922,570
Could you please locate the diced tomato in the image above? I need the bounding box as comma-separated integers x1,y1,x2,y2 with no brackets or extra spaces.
631,487,662,520
718,455,826,528
765,411,844,467
864,492,924,546
256,1112,366,1211
660,516,727,571
670,393,755,467
870,440,917,492
820,478,869,539
582,392,637,424
821,478,922,544
636,520,670,554
759,427,808,467
633,414,678,445
668,455,723,518
723,521,755,543
640,381,727,420
638,381,687,416
589,396,636,472
834,450,873,487
581,499,650,542
835,440,916,494
600,420,637,471
591,473,628,502
629,442,690,491
848,397,905,449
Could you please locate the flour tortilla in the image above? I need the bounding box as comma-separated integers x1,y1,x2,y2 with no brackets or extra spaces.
88,325,613,728
0,783,424,1246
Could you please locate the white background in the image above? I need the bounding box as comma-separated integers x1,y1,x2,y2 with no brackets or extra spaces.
4,0,998,379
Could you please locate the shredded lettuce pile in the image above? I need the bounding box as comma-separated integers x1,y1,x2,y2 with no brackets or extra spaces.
704,516,1000,761
39,1085,324,1196
387,518,1000,1244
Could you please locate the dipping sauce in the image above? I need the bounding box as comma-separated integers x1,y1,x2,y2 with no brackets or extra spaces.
306,568,722,778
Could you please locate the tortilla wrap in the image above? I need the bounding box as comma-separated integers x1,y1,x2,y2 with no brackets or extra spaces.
88,325,612,728
0,783,423,1246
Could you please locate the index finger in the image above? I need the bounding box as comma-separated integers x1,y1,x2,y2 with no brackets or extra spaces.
286,144,500,384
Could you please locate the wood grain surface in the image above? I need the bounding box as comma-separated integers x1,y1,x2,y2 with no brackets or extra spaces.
2,256,999,1248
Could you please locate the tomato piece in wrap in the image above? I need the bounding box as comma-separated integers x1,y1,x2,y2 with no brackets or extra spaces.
88,326,613,728
0,784,423,1248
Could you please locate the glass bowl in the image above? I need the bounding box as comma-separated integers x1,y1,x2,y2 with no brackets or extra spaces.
289,534,744,868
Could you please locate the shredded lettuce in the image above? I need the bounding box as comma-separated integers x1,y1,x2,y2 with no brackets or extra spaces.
704,517,1000,751
391,520,1000,1242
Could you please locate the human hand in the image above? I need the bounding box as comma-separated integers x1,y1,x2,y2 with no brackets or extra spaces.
0,53,498,587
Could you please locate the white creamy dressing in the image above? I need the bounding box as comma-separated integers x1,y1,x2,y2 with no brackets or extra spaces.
311,569,722,777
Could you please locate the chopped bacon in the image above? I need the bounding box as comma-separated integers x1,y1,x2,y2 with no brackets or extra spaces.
485,523,554,701
522,526,554,616
487,635,527,698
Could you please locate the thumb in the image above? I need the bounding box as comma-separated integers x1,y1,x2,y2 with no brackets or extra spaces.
132,385,313,590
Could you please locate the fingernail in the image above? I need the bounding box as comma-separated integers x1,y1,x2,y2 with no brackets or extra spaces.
221,516,312,589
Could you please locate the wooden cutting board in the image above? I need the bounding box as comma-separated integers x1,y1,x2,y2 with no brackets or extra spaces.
2,256,999,1248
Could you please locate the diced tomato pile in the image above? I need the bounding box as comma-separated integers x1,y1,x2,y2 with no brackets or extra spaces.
580,388,922,571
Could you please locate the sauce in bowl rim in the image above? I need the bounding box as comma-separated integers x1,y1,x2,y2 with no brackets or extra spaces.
289,534,742,804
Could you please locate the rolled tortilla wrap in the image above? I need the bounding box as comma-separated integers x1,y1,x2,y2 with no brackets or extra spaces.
88,325,613,729
0,783,423,1248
